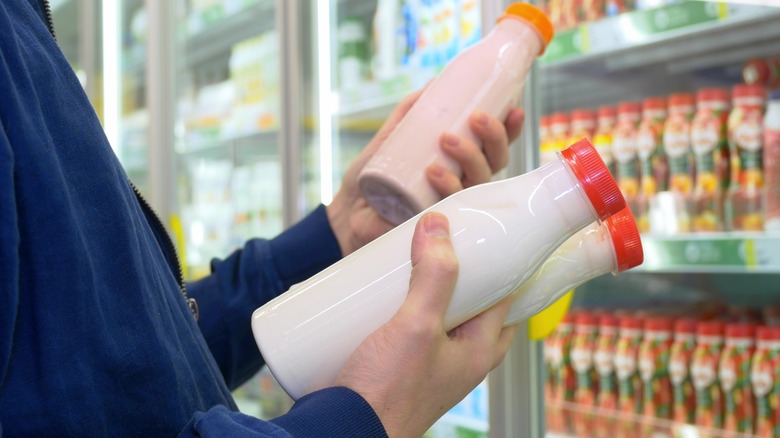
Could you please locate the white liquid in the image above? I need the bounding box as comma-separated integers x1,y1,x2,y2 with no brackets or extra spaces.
252,158,599,400
358,17,544,225
504,221,617,326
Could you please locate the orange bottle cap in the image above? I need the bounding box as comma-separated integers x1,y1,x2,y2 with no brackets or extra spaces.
498,3,554,56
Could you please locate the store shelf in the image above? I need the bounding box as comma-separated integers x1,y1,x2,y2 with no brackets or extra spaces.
177,130,279,158
537,2,780,113
637,233,780,274
183,1,276,68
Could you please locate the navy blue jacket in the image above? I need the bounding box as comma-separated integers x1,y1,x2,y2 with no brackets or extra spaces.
0,0,386,436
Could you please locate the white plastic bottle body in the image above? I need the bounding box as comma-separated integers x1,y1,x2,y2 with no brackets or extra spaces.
253,158,596,400
504,222,615,326
358,17,544,225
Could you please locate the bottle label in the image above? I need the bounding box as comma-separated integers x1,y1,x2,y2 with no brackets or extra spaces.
670,340,696,424
750,347,780,436
692,343,724,429
720,344,754,433
765,128,780,225
665,112,694,194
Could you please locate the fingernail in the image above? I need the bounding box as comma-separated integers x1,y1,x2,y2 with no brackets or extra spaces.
442,133,460,147
428,163,445,178
424,213,449,237
474,112,489,126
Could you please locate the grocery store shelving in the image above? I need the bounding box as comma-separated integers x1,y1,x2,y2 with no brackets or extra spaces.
538,1,780,113
176,130,279,159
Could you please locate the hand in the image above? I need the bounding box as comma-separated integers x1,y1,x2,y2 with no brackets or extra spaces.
335,212,517,437
326,90,525,256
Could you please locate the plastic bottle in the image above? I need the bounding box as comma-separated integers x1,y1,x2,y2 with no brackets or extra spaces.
614,314,644,438
593,105,617,177
636,97,668,233
547,314,576,434
571,312,600,436
594,314,620,438
763,90,780,231
613,101,642,211
252,139,624,400
567,109,597,146
669,318,697,424
691,320,725,430
727,84,766,231
691,87,730,232
750,326,780,436
542,112,571,166
358,3,554,225
664,93,696,196
719,323,756,435
504,207,643,325
638,316,674,423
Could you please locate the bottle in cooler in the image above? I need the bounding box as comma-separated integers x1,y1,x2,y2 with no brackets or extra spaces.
763,90,780,231
638,316,674,424
504,207,643,325
727,84,766,231
743,57,780,88
567,108,597,145
594,314,620,438
252,139,625,400
543,112,571,165
613,101,643,214
636,97,668,233
571,312,600,436
669,318,698,424
548,313,576,434
593,105,618,177
614,315,644,438
750,326,780,437
538,114,552,165
691,320,725,430
358,3,554,225
719,323,756,435
691,87,731,232
664,93,696,197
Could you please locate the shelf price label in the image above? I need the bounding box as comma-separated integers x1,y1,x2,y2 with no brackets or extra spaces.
541,28,587,64
642,235,780,272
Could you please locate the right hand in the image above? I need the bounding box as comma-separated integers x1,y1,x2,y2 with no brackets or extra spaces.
334,212,517,437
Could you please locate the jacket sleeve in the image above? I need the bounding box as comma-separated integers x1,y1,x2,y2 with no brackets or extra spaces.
187,204,343,389
178,387,387,438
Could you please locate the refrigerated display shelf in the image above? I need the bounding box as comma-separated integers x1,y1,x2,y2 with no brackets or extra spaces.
176,130,279,158
638,233,780,273
183,1,276,68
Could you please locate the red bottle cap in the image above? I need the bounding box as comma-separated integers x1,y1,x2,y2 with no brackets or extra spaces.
696,87,728,104
697,320,724,336
599,314,619,328
644,316,673,332
732,83,766,99
551,112,570,125
571,109,596,122
620,315,643,330
618,101,641,115
540,115,551,127
642,97,666,111
669,93,695,107
757,326,780,341
725,323,756,339
575,312,597,327
560,139,626,221
604,207,644,272
674,318,697,335
598,105,616,119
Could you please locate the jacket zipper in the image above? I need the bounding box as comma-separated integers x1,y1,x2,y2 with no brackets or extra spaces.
39,0,198,320
129,181,199,321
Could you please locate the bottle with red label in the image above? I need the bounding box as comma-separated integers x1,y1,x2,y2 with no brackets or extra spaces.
594,314,620,438
691,88,731,232
727,84,767,231
613,101,643,211
548,314,576,433
572,312,600,436
664,93,697,197
568,109,597,146
743,57,780,88
594,105,618,177
635,97,668,233
764,90,780,231
750,325,780,437
720,323,756,436
541,112,571,166
669,318,698,424
692,320,725,430
614,315,644,438
638,316,674,424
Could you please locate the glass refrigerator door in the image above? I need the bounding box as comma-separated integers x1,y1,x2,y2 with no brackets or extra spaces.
170,0,290,418
298,1,508,436
528,1,780,437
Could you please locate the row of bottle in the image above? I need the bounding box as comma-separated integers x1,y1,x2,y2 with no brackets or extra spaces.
545,308,780,437
530,0,680,32
540,85,780,234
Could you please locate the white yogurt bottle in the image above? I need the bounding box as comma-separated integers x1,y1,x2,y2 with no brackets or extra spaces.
357,3,555,225
504,207,644,326
252,139,624,400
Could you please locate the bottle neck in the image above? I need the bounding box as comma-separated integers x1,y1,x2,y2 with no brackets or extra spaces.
494,16,545,56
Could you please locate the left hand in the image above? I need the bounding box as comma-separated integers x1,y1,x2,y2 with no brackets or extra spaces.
327,90,525,256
